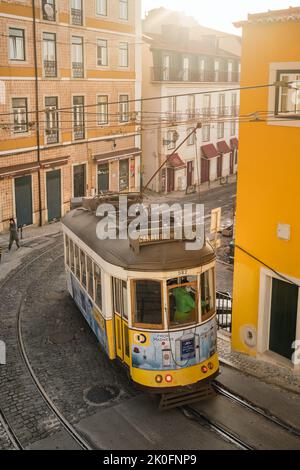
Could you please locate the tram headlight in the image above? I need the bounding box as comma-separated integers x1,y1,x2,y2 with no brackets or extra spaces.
201,365,208,374
155,375,163,384
165,374,173,383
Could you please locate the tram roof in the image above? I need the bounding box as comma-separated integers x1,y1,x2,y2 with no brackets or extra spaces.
62,208,215,272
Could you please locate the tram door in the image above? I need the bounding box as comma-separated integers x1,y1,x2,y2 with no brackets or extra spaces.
112,278,130,366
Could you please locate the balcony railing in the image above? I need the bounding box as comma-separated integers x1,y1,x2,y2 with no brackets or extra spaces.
152,67,240,83
44,60,57,77
71,8,83,25
72,62,84,78
46,129,59,144
74,126,85,140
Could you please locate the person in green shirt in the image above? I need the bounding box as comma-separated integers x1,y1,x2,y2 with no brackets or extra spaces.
172,287,196,324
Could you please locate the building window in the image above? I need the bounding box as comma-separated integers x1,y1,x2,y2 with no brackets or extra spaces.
12,98,28,133
97,95,108,125
119,42,129,67
187,128,195,146
214,60,220,82
276,71,300,117
72,36,84,78
43,32,57,77
45,97,59,144
187,95,195,119
228,61,233,82
217,122,224,139
218,93,226,116
202,124,210,142
119,0,128,20
231,93,237,136
9,28,25,61
119,94,129,122
167,130,176,150
71,0,83,26
168,96,176,120
96,0,107,15
42,0,56,22
183,57,189,81
163,55,170,80
199,58,205,81
97,39,108,66
73,96,85,140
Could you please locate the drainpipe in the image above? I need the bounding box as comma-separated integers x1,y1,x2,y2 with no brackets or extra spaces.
32,0,42,227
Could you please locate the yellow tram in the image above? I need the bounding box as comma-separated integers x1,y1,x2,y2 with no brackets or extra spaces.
62,196,219,407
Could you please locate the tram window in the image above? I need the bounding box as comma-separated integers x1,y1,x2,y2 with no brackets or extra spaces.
167,276,198,328
201,269,215,321
113,278,128,319
65,235,70,266
87,256,94,298
133,280,163,328
80,250,87,288
74,244,80,280
69,240,75,273
94,265,102,310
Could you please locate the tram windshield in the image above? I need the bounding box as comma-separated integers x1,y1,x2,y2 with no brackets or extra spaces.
167,276,198,328
133,280,163,328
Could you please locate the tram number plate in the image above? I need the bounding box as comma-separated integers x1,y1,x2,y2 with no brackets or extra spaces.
178,270,188,276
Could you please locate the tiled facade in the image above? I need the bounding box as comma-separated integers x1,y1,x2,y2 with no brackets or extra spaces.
0,0,142,232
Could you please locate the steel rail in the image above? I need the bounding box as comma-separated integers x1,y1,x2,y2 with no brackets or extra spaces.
0,239,93,450
213,381,300,438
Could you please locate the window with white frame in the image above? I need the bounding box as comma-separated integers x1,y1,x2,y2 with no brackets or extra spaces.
276,71,300,117
217,121,224,139
9,28,25,61
199,57,205,81
202,124,210,142
73,96,85,140
214,60,220,82
119,0,128,20
97,95,108,125
43,32,57,77
97,39,108,66
72,36,84,78
12,98,28,133
96,0,107,16
119,94,129,122
119,42,128,67
167,130,176,150
71,0,83,26
168,96,176,119
183,57,189,81
187,128,195,146
45,96,59,144
228,61,233,82
187,94,195,119
203,94,211,117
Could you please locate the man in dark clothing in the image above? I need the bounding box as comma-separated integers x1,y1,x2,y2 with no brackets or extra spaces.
8,218,20,250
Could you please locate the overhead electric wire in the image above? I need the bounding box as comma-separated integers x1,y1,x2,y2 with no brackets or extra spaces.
0,80,298,118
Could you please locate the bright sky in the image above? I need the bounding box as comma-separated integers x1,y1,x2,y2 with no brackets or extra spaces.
141,0,300,34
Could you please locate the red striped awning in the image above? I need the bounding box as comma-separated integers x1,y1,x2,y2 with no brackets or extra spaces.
167,153,186,168
217,140,231,154
230,138,239,149
201,144,219,159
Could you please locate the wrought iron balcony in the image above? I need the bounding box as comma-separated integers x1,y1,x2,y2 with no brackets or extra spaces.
71,8,83,26
46,129,59,144
72,62,84,78
43,60,57,77
152,67,240,83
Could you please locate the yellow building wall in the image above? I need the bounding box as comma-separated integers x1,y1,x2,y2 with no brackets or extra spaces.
232,21,300,355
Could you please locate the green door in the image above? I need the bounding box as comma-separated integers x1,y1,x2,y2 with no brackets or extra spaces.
269,278,298,361
15,175,33,227
46,170,61,221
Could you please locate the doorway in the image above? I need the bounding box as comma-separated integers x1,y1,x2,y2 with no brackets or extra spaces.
97,163,109,192
14,175,33,227
73,164,86,197
269,278,298,361
187,161,194,187
46,170,61,221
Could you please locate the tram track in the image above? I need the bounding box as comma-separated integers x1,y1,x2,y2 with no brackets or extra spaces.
0,238,93,450
213,381,300,438
182,405,254,450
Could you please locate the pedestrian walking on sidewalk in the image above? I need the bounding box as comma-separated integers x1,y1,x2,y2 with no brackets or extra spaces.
8,218,20,251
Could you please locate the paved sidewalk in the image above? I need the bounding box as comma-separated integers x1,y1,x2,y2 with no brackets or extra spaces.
0,222,62,282
218,333,300,395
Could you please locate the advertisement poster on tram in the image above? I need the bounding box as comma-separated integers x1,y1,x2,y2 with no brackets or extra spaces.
67,272,109,355
131,318,217,371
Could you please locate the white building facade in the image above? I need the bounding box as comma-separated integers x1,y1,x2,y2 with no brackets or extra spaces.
142,20,240,193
